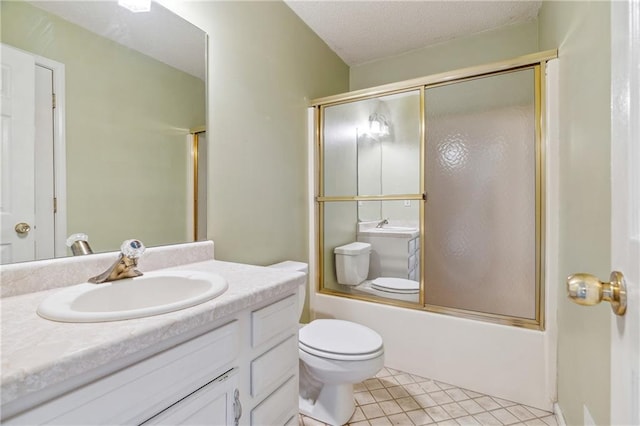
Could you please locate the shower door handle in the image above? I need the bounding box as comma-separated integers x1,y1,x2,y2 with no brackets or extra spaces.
566,271,627,316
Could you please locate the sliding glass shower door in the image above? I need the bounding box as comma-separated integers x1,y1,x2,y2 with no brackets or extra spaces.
319,90,424,306
315,60,545,329
424,68,541,321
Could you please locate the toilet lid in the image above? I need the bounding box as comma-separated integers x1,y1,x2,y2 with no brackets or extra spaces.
371,277,419,294
299,319,383,360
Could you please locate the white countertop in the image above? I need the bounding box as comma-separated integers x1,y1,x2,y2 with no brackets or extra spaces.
0,259,304,409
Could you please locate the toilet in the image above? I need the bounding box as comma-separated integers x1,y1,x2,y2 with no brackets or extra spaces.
334,242,419,300
268,261,384,426
334,242,372,285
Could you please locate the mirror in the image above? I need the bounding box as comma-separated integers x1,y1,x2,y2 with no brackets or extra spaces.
355,90,420,221
321,200,420,304
320,91,422,305
1,0,206,263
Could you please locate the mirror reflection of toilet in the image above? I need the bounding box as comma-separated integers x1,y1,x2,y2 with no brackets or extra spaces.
268,261,384,426
334,242,420,302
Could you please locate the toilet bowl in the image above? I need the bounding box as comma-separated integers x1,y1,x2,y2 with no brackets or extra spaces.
370,277,419,294
268,261,384,426
355,277,420,303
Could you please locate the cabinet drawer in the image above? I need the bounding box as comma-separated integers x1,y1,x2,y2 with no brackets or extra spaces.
408,254,417,271
251,335,297,397
142,368,238,425
7,321,239,425
251,295,297,348
250,376,297,426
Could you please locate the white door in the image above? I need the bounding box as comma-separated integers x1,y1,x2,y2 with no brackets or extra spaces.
610,1,640,425
0,44,36,263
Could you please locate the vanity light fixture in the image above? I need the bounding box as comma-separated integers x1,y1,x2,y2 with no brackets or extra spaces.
368,112,390,137
118,0,151,13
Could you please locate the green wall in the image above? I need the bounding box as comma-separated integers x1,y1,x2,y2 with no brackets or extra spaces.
163,0,349,268
350,20,539,90
165,4,613,418
1,1,205,253
4,0,616,417
539,1,612,425
165,2,614,421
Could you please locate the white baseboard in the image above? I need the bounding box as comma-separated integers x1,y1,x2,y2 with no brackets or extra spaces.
554,403,567,426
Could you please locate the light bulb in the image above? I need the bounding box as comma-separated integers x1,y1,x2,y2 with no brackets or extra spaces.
370,120,382,135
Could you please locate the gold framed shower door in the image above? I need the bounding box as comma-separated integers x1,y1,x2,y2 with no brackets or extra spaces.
313,50,557,330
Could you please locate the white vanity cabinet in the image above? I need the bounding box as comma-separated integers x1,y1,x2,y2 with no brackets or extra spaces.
4,292,300,426
247,294,299,426
142,368,239,426
359,232,420,280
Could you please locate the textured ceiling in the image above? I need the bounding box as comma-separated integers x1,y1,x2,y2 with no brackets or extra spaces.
284,1,542,66
29,1,541,79
28,1,206,81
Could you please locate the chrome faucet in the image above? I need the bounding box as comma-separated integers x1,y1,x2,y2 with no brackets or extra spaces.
89,239,145,284
375,219,389,228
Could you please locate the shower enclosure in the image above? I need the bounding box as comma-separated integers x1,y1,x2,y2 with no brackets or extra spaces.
315,52,553,329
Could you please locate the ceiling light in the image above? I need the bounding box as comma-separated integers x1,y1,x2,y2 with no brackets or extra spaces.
118,0,151,13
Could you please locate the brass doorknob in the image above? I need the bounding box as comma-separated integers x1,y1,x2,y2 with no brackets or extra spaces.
14,222,31,235
566,271,627,316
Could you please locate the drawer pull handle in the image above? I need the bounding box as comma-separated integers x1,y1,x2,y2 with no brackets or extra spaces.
233,388,242,426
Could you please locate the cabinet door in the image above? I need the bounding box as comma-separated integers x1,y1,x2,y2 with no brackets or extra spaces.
5,322,239,425
142,368,239,426
250,376,297,426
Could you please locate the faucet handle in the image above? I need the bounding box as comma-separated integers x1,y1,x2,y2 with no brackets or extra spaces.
121,239,145,259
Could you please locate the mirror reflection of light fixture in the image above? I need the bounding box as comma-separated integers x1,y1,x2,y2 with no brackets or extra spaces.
368,112,390,137
118,0,151,13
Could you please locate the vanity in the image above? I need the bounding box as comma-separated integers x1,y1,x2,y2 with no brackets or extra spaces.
357,222,420,281
0,242,303,425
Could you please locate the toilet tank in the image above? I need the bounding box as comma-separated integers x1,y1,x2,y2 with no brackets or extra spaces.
334,242,371,286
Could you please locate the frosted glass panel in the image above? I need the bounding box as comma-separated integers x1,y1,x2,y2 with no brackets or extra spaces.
424,69,536,319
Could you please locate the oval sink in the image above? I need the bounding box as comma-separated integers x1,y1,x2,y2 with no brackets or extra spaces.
37,270,228,323
373,226,417,232
359,226,418,235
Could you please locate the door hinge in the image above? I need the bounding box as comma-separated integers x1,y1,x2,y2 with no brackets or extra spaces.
52,93,56,109
53,197,57,213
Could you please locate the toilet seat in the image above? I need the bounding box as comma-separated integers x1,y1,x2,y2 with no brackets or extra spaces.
299,319,384,361
371,277,419,294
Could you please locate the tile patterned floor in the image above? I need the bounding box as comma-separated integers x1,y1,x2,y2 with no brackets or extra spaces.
299,367,557,426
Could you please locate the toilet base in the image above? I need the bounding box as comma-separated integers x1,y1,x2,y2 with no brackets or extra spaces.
299,383,355,426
